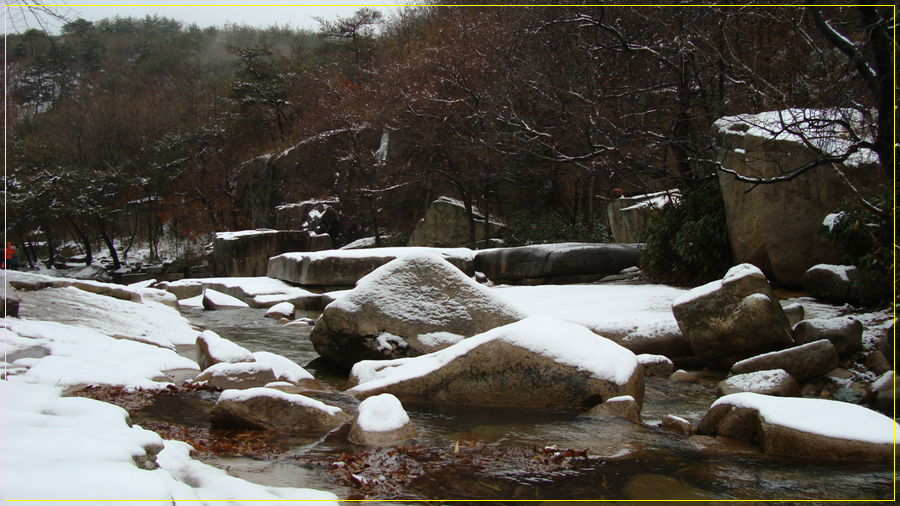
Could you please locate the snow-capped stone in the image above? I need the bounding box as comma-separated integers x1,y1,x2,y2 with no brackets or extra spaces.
347,317,644,410
195,330,255,371
348,394,417,445
193,362,278,390
210,387,349,431
201,288,250,310
793,317,863,356
672,263,794,369
581,395,642,423
699,392,899,460
730,339,838,383
265,302,295,320
669,369,698,382
310,253,527,367
660,415,694,436
251,351,323,391
637,354,675,377
136,287,179,310
716,369,800,398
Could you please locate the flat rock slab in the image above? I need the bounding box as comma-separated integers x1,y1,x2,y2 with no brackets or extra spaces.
716,369,800,398
474,243,641,284
793,317,863,356
348,317,644,410
268,247,475,286
210,387,349,431
699,392,899,461
730,339,838,383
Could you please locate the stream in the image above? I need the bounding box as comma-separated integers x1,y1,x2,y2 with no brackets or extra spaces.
131,307,896,502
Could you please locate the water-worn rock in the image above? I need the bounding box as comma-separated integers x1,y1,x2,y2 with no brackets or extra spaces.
669,369,698,382
309,254,526,368
714,110,889,287
672,264,794,369
581,395,642,423
194,362,279,390
348,394,417,445
698,392,899,460
210,387,349,431
474,243,641,284
637,354,675,377
201,289,250,310
660,415,694,436
208,229,330,278
268,247,474,287
348,317,644,410
407,196,504,248
793,317,863,356
781,303,805,327
3,279,19,317
264,302,295,320
716,369,800,398
802,264,891,303
730,339,838,383
195,330,255,371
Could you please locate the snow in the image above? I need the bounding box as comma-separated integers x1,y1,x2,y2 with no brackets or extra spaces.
618,190,681,212
671,263,763,307
637,354,673,366
167,276,312,300
871,371,893,392
356,394,410,433
822,212,844,233
217,387,344,417
251,351,314,382
350,317,639,393
606,395,636,403
279,246,474,263
195,361,274,383
721,369,792,392
179,294,203,308
376,332,408,351
494,283,685,342
416,331,466,348
203,288,250,308
712,392,900,445
198,330,255,364
809,263,854,283
265,301,295,317
214,229,280,241
723,263,765,282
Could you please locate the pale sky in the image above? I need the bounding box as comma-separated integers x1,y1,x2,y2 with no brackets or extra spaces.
5,1,404,33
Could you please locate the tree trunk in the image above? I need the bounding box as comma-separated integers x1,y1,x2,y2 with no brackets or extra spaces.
67,216,93,265
44,230,56,267
98,219,121,270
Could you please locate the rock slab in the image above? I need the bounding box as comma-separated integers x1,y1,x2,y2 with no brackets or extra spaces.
474,243,641,284
730,339,838,383
210,388,349,431
792,317,863,356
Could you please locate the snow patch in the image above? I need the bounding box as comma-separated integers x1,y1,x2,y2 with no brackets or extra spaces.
356,394,410,433
217,387,344,417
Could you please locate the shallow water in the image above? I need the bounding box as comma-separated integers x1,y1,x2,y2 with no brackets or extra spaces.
134,307,897,502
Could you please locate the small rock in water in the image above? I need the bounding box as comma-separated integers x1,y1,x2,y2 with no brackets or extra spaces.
659,415,694,436
581,395,642,423
669,370,697,382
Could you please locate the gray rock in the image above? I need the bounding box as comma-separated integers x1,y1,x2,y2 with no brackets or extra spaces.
607,190,680,244
864,350,892,376
637,354,675,377
407,196,504,248
581,395,642,423
781,303,805,327
802,264,891,303
606,332,694,361
474,243,641,284
831,387,864,404
730,339,839,383
208,229,329,278
793,317,863,356
194,362,278,390
268,247,474,287
348,318,645,410
660,415,694,436
201,289,249,310
669,369,698,382
310,254,526,368
210,387,349,431
716,369,800,398
195,330,255,371
672,264,794,369
878,321,894,370
3,279,19,317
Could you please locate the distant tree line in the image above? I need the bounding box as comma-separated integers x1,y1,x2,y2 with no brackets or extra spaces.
4,4,893,268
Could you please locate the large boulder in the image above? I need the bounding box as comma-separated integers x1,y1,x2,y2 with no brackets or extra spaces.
348,393,417,445
716,369,800,398
607,190,680,243
713,110,889,287
348,317,645,410
407,196,504,248
802,264,890,303
729,339,839,383
698,392,899,460
792,317,863,356
268,247,474,287
672,264,794,369
208,229,331,278
309,254,526,368
474,243,641,284
210,387,349,431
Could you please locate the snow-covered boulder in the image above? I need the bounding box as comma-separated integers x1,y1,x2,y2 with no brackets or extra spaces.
672,264,794,369
208,229,325,278
251,351,323,391
135,287,179,310
730,339,838,383
209,388,349,431
581,395,642,423
802,264,890,303
793,317,863,356
193,362,278,390
716,369,800,398
265,302,295,320
309,254,527,367
267,247,475,287
348,317,644,410
348,393,417,445
201,289,250,310
474,243,641,284
698,392,899,460
195,330,255,371
637,354,675,377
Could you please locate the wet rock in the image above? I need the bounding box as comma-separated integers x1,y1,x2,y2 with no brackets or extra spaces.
660,415,694,436
348,317,644,410
730,339,838,383
699,392,899,460
669,370,697,382
878,321,894,370
195,330,255,371
716,369,800,398
201,288,250,310
793,317,863,356
581,395,642,423
264,302,295,320
348,394,417,445
3,279,19,317
637,354,675,377
672,264,794,370
210,387,349,431
474,243,641,284
622,473,711,500
781,303,805,327
194,362,278,390
310,254,526,368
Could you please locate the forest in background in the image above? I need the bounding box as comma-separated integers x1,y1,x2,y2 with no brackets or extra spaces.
3,3,894,276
